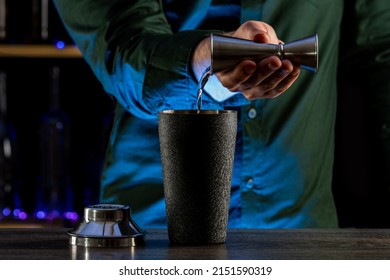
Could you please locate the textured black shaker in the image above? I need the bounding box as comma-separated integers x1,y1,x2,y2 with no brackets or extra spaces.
158,110,237,245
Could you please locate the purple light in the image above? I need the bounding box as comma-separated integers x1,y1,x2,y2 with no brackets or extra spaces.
18,212,28,220
46,210,60,220
55,41,65,49
64,211,78,220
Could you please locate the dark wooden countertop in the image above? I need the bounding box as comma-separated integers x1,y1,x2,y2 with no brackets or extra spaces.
1,228,390,260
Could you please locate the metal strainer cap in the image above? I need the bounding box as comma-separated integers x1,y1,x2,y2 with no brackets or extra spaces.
67,204,146,247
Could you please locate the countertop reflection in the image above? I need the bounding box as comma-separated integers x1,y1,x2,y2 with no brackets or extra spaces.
1,228,390,260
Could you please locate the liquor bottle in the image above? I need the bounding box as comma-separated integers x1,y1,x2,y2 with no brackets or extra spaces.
1,0,31,44
0,0,6,42
0,72,23,220
31,0,73,45
31,0,48,43
36,66,73,221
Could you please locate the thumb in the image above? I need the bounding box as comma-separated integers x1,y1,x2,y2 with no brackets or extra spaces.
253,32,272,43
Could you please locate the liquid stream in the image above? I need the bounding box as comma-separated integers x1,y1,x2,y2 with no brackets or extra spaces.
196,66,211,113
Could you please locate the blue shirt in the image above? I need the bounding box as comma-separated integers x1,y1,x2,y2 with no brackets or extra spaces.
53,0,390,228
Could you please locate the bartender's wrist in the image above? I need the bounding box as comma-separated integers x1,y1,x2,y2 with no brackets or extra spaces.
191,36,211,83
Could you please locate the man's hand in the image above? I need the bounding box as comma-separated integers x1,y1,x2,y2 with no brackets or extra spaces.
192,20,300,99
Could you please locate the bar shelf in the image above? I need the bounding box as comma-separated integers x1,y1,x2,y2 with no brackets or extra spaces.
0,44,82,58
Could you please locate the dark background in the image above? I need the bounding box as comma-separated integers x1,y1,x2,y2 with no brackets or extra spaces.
0,1,389,228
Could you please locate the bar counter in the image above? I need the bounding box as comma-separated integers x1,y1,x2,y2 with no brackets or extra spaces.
1,228,390,260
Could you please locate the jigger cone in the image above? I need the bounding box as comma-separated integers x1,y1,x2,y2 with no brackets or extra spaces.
211,33,318,74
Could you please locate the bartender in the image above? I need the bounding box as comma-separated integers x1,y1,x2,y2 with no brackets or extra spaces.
53,0,390,228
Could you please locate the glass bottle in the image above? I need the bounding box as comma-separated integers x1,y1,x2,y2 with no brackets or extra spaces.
0,0,6,42
36,66,73,221
31,0,49,43
0,72,23,220
31,0,73,46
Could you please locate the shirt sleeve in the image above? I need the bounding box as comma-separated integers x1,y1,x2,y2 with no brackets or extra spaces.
53,0,221,119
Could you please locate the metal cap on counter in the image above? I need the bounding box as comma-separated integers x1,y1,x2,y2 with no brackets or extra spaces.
67,204,146,247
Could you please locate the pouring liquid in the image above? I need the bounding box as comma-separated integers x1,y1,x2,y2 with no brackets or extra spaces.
196,66,211,113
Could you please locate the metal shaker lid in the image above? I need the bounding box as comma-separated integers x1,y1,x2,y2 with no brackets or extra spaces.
68,204,146,247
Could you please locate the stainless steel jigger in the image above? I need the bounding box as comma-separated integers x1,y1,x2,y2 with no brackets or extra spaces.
68,204,146,247
211,33,318,74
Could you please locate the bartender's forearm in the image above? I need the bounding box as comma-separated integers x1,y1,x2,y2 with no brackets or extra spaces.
53,0,212,118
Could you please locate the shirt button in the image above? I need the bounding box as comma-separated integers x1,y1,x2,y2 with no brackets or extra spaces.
248,108,257,119
246,178,254,189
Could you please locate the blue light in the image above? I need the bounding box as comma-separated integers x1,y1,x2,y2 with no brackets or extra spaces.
55,41,65,49
13,208,21,217
36,211,46,219
2,208,11,216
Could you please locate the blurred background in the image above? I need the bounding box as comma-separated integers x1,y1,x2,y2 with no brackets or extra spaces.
0,0,115,228
0,0,389,228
